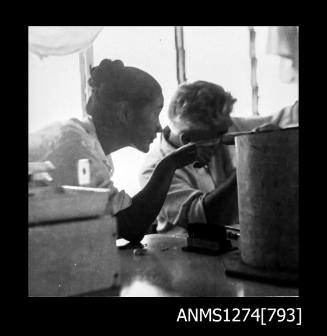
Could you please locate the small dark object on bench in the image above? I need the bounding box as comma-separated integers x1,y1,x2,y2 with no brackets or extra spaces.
118,242,144,250
182,223,236,255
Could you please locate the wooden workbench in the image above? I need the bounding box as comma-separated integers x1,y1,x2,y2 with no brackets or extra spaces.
85,232,298,297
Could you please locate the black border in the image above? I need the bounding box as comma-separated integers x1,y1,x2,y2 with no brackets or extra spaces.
13,22,313,329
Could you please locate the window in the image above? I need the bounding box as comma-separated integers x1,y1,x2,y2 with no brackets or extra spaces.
29,52,82,132
183,26,298,117
29,26,298,196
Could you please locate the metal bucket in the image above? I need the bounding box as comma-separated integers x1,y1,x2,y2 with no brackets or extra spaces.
235,128,298,272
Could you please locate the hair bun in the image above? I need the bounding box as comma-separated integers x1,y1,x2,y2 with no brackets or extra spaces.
88,59,125,89
100,59,124,69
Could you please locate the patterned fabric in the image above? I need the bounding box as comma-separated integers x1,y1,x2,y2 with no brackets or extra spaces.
29,116,131,215
139,102,299,232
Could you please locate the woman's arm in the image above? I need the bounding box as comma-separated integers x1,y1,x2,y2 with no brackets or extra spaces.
115,142,207,242
116,158,175,242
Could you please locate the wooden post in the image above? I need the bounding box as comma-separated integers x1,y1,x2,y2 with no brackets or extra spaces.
174,26,187,84
79,46,94,117
249,27,259,116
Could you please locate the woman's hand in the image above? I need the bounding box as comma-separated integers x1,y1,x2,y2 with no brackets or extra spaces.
164,142,217,170
193,140,220,168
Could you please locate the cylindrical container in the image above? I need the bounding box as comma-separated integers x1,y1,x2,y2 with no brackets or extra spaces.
235,128,298,272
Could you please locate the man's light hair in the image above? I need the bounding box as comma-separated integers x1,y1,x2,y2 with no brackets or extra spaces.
167,81,236,133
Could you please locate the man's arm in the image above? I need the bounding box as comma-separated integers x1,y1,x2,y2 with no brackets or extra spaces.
202,170,238,227
270,101,299,127
230,101,299,133
140,158,236,231
140,165,238,230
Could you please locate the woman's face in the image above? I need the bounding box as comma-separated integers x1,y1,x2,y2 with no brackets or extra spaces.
129,94,164,152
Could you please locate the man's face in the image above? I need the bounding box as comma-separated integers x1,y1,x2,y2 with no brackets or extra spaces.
178,115,232,166
180,115,232,144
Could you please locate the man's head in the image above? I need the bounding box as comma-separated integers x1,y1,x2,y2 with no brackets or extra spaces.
168,81,236,144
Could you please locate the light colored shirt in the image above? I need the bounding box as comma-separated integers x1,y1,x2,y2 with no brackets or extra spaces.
139,102,299,233
29,116,132,215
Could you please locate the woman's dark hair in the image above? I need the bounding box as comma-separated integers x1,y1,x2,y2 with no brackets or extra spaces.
168,80,236,131
86,59,162,123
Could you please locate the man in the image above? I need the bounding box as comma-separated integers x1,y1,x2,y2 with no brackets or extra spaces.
139,81,298,234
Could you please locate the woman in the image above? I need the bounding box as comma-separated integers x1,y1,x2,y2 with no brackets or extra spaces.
29,59,211,243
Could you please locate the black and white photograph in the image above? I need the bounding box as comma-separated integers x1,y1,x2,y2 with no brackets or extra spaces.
28,26,299,308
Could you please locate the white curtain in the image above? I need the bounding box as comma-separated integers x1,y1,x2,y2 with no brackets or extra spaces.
266,26,299,83
29,26,103,58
